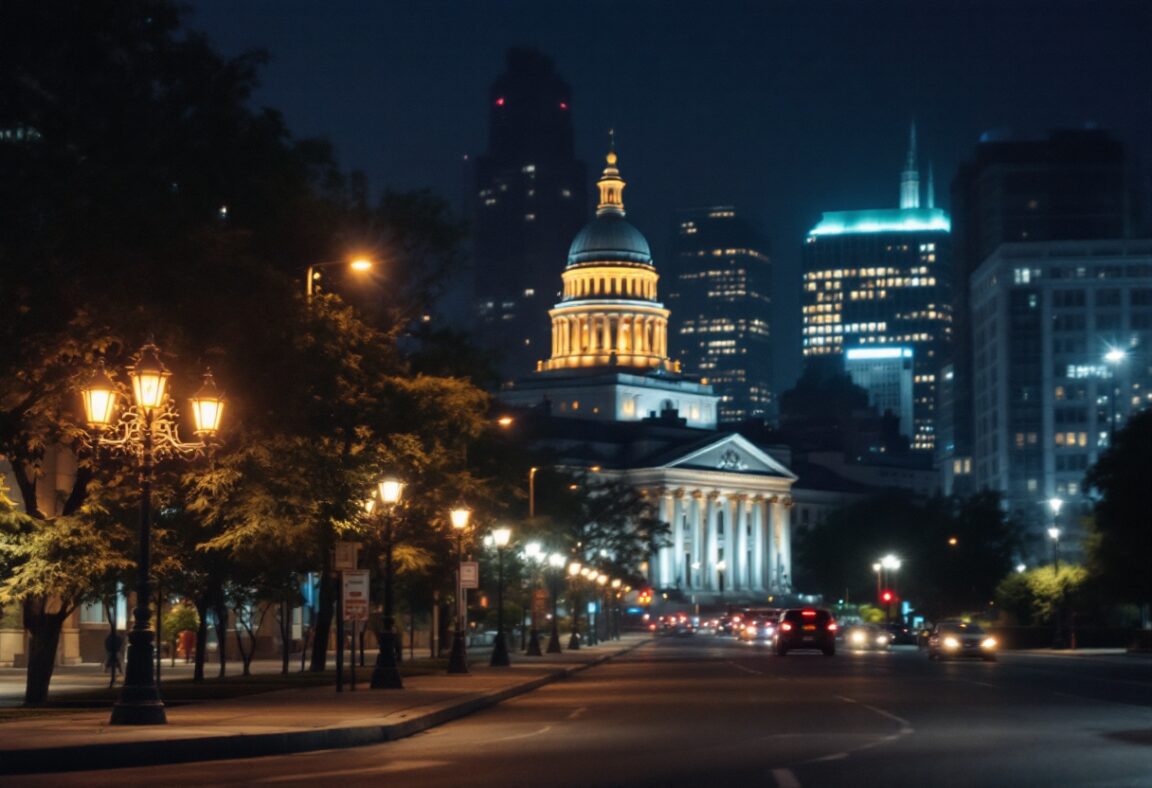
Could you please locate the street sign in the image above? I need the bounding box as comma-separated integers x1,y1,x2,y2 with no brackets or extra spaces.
343,569,370,622
460,561,479,589
334,541,360,572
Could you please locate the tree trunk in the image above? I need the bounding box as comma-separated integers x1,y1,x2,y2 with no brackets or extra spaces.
213,601,229,678
193,599,209,682
22,600,69,706
279,599,291,675
310,569,335,672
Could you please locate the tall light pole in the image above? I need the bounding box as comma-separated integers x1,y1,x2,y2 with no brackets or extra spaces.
1047,496,1064,649
547,553,566,653
305,257,374,299
447,505,471,674
80,341,225,725
523,541,543,656
369,477,405,689
880,555,902,623
528,466,538,518
490,527,512,667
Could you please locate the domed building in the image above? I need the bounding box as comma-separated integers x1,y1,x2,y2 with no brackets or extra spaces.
499,141,799,602
502,144,720,428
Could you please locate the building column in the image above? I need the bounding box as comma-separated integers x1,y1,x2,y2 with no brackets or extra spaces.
779,497,793,592
751,497,765,592
671,490,685,588
732,495,746,592
690,491,704,590
767,496,780,593
705,492,720,591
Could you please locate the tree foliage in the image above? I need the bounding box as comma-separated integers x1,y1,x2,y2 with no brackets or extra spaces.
1083,409,1152,607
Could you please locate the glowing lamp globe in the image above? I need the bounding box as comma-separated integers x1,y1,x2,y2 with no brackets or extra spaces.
190,370,225,437
129,342,171,412
81,363,119,429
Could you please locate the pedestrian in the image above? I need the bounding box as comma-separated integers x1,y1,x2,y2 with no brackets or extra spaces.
179,629,196,663
104,631,123,688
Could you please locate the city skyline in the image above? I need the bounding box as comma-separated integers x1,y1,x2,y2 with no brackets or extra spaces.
188,0,1152,392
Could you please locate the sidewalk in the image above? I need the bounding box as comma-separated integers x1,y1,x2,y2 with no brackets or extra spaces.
0,635,649,776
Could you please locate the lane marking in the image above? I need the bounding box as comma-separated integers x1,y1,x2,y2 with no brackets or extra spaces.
727,660,764,676
773,767,803,788
490,725,553,742
795,695,917,766
568,706,588,720
256,761,448,781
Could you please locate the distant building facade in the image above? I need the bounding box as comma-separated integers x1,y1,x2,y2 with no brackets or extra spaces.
472,49,588,383
666,207,774,424
802,125,953,453
844,346,915,439
946,127,1143,495
970,239,1152,559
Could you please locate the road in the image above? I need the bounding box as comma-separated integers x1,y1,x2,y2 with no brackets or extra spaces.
9,635,1152,787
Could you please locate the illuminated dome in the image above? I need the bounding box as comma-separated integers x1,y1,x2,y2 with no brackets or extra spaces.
567,214,652,265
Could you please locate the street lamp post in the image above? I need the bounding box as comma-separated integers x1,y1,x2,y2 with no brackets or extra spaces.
523,542,543,656
880,554,901,623
567,562,583,650
370,478,405,689
447,505,471,674
490,527,512,667
305,257,374,299
80,341,224,725
547,553,565,653
1047,496,1064,648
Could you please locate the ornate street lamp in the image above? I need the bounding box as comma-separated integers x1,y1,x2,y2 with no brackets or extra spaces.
370,476,405,689
447,504,471,674
546,553,566,653
80,340,224,725
489,527,512,667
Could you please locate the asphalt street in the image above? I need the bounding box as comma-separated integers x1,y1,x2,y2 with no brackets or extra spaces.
7,635,1151,787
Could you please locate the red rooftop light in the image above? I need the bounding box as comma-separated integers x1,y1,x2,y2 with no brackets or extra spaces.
495,97,505,106
559,101,568,110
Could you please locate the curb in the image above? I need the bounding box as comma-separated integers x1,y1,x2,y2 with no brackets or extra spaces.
0,642,642,776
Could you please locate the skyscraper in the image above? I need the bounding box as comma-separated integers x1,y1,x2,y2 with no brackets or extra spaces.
667,207,774,424
969,239,1152,559
472,49,587,383
801,125,953,453
945,128,1143,494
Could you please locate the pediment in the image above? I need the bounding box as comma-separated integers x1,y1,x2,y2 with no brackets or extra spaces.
661,434,796,479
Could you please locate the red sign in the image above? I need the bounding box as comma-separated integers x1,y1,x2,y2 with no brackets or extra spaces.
343,570,370,622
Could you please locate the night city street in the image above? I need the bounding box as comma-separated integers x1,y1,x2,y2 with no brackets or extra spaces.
7,634,1151,788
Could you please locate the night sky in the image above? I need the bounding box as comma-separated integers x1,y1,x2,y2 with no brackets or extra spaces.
188,0,1152,391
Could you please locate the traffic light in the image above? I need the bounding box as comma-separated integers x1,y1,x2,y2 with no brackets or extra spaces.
637,588,653,606
880,590,894,604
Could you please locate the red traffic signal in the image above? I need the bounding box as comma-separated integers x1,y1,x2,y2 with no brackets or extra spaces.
880,590,894,604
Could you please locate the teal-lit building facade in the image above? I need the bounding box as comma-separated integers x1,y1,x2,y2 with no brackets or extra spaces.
802,126,953,453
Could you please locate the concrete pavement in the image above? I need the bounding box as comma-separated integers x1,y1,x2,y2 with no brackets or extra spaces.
0,634,649,776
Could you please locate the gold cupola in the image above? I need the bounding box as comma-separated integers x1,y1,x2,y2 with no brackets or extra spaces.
539,140,675,373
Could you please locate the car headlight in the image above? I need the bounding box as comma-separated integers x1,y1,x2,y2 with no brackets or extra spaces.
943,636,960,649
981,637,997,649
851,632,865,644
876,636,889,645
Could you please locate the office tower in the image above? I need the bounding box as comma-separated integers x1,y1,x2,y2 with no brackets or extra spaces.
801,125,953,452
969,239,1152,558
946,128,1141,493
472,49,587,383
843,347,915,439
666,207,774,424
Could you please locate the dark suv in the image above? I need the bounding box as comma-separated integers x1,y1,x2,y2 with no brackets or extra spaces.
774,608,837,656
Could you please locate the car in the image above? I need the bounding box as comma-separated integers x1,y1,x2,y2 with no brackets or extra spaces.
773,607,837,656
737,615,778,642
926,621,998,661
843,623,890,650
885,622,916,645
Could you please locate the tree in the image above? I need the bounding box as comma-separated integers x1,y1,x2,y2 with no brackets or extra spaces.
1084,409,1152,611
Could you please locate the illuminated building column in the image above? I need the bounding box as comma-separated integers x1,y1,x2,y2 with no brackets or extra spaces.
767,496,779,592
751,497,765,592
732,495,746,591
671,490,685,588
778,497,793,591
690,491,704,590
705,492,720,591
600,313,611,355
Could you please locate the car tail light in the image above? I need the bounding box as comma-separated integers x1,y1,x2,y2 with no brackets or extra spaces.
827,622,838,632
780,622,793,632
801,610,817,617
